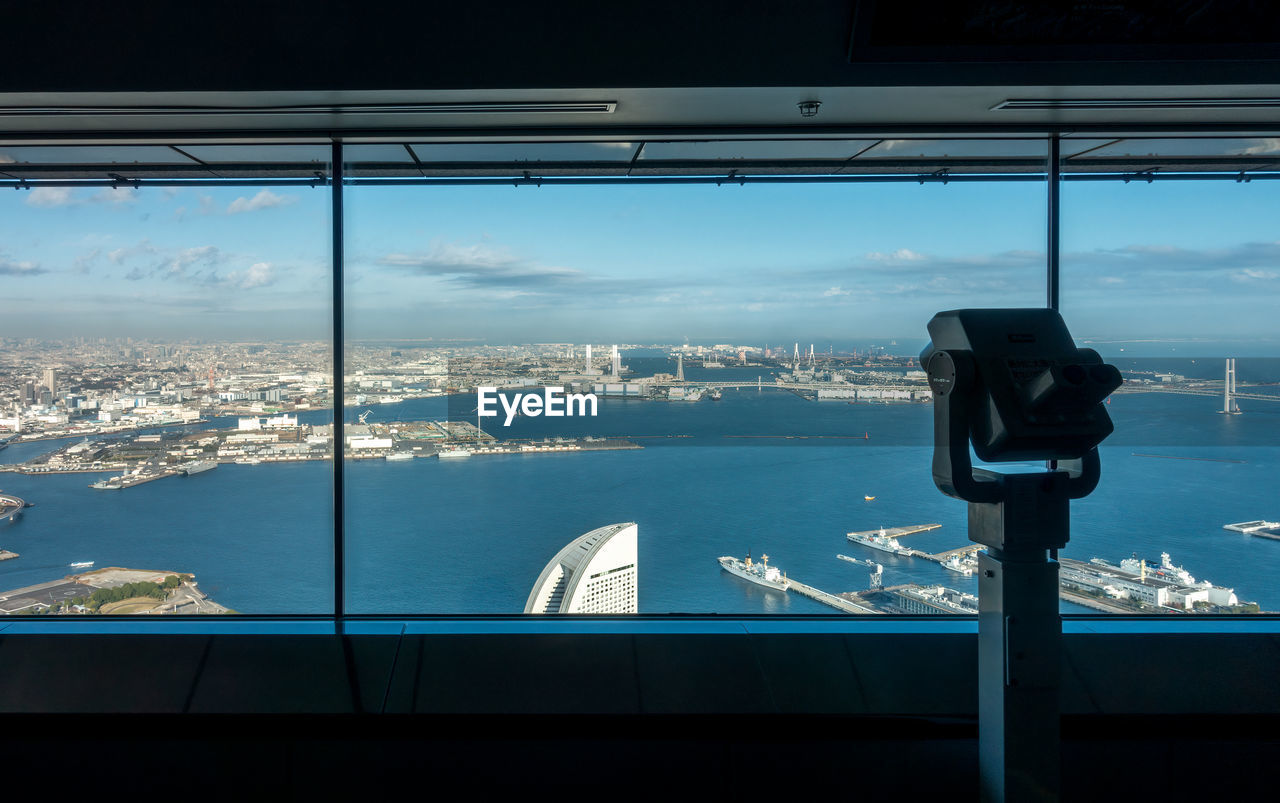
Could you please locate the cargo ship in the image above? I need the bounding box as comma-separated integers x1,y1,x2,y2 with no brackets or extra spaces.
182,460,217,476
437,448,473,459
717,552,790,592
385,451,414,461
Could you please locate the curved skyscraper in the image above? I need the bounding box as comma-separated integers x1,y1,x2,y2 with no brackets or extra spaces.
524,522,638,614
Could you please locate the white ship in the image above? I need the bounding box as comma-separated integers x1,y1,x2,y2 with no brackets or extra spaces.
718,552,790,592
182,460,218,476
69,561,94,569
941,553,978,577
846,527,912,556
385,451,414,461
234,457,263,465
437,448,473,459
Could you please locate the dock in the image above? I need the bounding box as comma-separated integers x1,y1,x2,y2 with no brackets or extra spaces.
847,523,941,541
786,578,880,614
1224,520,1280,541
911,544,985,563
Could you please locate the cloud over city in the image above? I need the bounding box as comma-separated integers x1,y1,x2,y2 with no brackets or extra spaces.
226,189,298,214
0,255,46,276
378,241,583,289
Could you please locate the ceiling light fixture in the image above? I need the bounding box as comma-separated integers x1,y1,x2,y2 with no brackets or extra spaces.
0,102,619,117
993,98,1280,111
798,101,822,118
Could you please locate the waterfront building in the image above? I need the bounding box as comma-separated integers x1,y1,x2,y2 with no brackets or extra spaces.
525,522,638,614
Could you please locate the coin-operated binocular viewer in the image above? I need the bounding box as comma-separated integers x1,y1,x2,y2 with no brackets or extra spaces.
920,309,1121,803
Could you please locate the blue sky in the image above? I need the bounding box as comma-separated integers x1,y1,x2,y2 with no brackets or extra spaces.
1,178,1277,352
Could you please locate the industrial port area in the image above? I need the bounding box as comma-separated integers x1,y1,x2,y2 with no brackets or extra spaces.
3,337,1273,447
719,523,1261,616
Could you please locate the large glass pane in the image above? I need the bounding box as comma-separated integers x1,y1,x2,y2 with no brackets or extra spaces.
1061,148,1280,615
0,179,333,615
344,174,1045,614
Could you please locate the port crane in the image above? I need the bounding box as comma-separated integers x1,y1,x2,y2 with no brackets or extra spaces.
357,410,374,425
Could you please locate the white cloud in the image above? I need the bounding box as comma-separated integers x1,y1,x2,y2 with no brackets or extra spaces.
25,187,76,208
865,248,926,263
1232,268,1279,282
0,256,45,276
108,240,159,265
90,188,139,206
226,189,298,215
742,302,765,312
230,262,275,289
823,286,851,296
379,240,582,289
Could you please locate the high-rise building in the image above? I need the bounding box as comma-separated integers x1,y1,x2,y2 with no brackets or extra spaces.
42,368,58,395
525,522,638,614
21,382,34,406
611,344,622,376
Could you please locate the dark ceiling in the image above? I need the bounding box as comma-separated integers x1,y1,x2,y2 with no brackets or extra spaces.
7,0,1280,94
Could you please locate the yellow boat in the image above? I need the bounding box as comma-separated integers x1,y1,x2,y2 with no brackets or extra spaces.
864,495,875,501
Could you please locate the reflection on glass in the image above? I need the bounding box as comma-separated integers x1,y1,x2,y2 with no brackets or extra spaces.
343,181,1045,614
1068,137,1280,159
0,184,334,615
0,145,193,165
409,142,637,163
638,140,873,162
853,139,1049,159
1061,169,1280,615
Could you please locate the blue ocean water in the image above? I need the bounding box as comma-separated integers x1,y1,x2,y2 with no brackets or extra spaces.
2,366,1278,615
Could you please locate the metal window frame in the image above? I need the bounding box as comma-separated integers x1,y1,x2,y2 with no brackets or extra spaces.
2,134,1277,626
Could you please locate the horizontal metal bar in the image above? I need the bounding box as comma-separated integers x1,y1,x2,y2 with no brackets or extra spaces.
3,171,1279,190
3,122,1280,143
0,178,329,188
344,174,1044,186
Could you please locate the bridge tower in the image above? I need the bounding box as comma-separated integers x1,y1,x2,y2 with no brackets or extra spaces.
1222,358,1241,414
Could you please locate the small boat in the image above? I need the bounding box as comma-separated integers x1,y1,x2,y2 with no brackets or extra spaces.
69,561,94,569
864,495,875,501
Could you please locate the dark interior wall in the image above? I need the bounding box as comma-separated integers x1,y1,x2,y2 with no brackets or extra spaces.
8,0,1280,94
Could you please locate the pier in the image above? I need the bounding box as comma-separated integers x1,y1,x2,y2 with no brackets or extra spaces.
911,544,985,564
1224,520,1280,541
848,524,942,541
787,577,880,613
